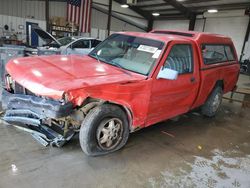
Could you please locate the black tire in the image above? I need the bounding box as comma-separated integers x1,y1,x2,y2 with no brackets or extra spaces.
79,104,129,156
201,86,223,117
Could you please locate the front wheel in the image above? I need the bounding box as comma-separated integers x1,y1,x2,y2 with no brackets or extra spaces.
79,104,129,156
201,86,223,117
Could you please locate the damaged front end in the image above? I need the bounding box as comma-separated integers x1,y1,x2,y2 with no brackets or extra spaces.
1,88,79,147
0,73,97,147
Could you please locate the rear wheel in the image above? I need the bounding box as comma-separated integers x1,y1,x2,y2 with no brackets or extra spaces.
201,86,223,117
79,104,129,156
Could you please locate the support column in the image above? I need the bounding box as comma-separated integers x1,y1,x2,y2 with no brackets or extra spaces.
45,0,49,32
147,18,153,32
189,14,196,31
240,16,250,61
107,0,112,36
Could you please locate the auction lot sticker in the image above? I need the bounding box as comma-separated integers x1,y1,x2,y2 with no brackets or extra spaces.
137,45,158,53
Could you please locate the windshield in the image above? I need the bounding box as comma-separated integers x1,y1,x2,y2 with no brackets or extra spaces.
89,34,164,75
51,37,76,46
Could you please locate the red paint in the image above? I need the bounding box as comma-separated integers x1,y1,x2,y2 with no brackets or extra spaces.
6,30,240,129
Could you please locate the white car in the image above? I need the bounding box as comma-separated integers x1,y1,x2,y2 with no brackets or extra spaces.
58,36,102,55
34,27,102,55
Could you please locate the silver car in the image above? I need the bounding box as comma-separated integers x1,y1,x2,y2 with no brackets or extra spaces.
34,27,102,55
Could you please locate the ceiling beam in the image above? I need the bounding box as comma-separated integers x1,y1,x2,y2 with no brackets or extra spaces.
190,2,250,11
162,0,195,18
188,14,196,31
157,13,184,17
135,3,167,8
113,0,152,20
92,4,147,31
154,15,187,20
182,0,221,5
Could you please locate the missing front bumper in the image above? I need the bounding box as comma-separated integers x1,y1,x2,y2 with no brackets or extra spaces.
2,109,75,147
2,89,73,119
1,90,75,147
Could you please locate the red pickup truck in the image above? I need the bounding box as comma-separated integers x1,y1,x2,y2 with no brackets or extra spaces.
2,30,240,156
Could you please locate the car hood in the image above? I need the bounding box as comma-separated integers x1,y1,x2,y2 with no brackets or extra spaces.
33,27,61,46
6,55,146,99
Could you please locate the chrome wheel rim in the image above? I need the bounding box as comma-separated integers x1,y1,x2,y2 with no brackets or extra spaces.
97,118,123,150
212,93,221,112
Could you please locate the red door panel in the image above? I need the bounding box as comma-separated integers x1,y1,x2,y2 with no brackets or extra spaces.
146,41,200,126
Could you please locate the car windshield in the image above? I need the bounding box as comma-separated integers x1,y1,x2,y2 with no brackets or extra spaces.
89,34,164,75
51,37,76,46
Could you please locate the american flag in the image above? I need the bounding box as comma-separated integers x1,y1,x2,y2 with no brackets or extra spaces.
67,0,92,33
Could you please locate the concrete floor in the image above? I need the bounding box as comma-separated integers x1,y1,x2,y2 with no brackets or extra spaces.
0,75,250,188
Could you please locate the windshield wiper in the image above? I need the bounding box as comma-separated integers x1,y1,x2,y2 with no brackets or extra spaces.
110,60,131,76
110,60,124,69
89,53,102,63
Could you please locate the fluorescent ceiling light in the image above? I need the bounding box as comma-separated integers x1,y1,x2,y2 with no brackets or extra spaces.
152,13,160,16
208,9,218,13
121,4,129,8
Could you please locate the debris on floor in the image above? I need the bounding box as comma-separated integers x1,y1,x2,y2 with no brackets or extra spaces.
161,131,175,138
197,145,202,150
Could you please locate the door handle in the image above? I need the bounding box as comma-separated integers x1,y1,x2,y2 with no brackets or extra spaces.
190,77,196,83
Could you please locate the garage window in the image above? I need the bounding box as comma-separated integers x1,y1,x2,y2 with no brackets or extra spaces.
202,44,236,64
163,44,193,74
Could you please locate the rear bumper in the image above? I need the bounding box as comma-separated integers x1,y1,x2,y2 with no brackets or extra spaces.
2,89,73,119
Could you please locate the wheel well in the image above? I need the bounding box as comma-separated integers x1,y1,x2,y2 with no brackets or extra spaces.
203,80,224,105
215,80,224,91
104,102,133,130
79,98,133,130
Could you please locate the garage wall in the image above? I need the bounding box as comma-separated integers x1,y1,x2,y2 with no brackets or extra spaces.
195,10,249,57
194,19,205,32
91,8,143,31
0,0,67,20
0,0,145,42
0,0,59,44
204,17,248,57
49,1,67,18
0,0,46,20
153,10,249,58
0,14,46,43
242,29,250,60
153,20,190,31
90,8,144,40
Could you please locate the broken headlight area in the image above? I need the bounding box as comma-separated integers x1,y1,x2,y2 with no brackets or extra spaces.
4,74,38,97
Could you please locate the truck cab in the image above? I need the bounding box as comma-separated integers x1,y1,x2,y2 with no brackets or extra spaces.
2,30,240,156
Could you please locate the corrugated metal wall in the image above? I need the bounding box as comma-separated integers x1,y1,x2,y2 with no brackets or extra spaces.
0,0,67,20
0,0,46,20
49,1,67,18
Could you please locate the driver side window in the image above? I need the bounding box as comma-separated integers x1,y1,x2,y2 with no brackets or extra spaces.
163,44,193,74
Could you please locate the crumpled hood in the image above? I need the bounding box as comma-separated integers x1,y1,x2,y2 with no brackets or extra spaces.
6,55,146,99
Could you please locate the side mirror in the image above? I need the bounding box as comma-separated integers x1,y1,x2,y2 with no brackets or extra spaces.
157,67,178,80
